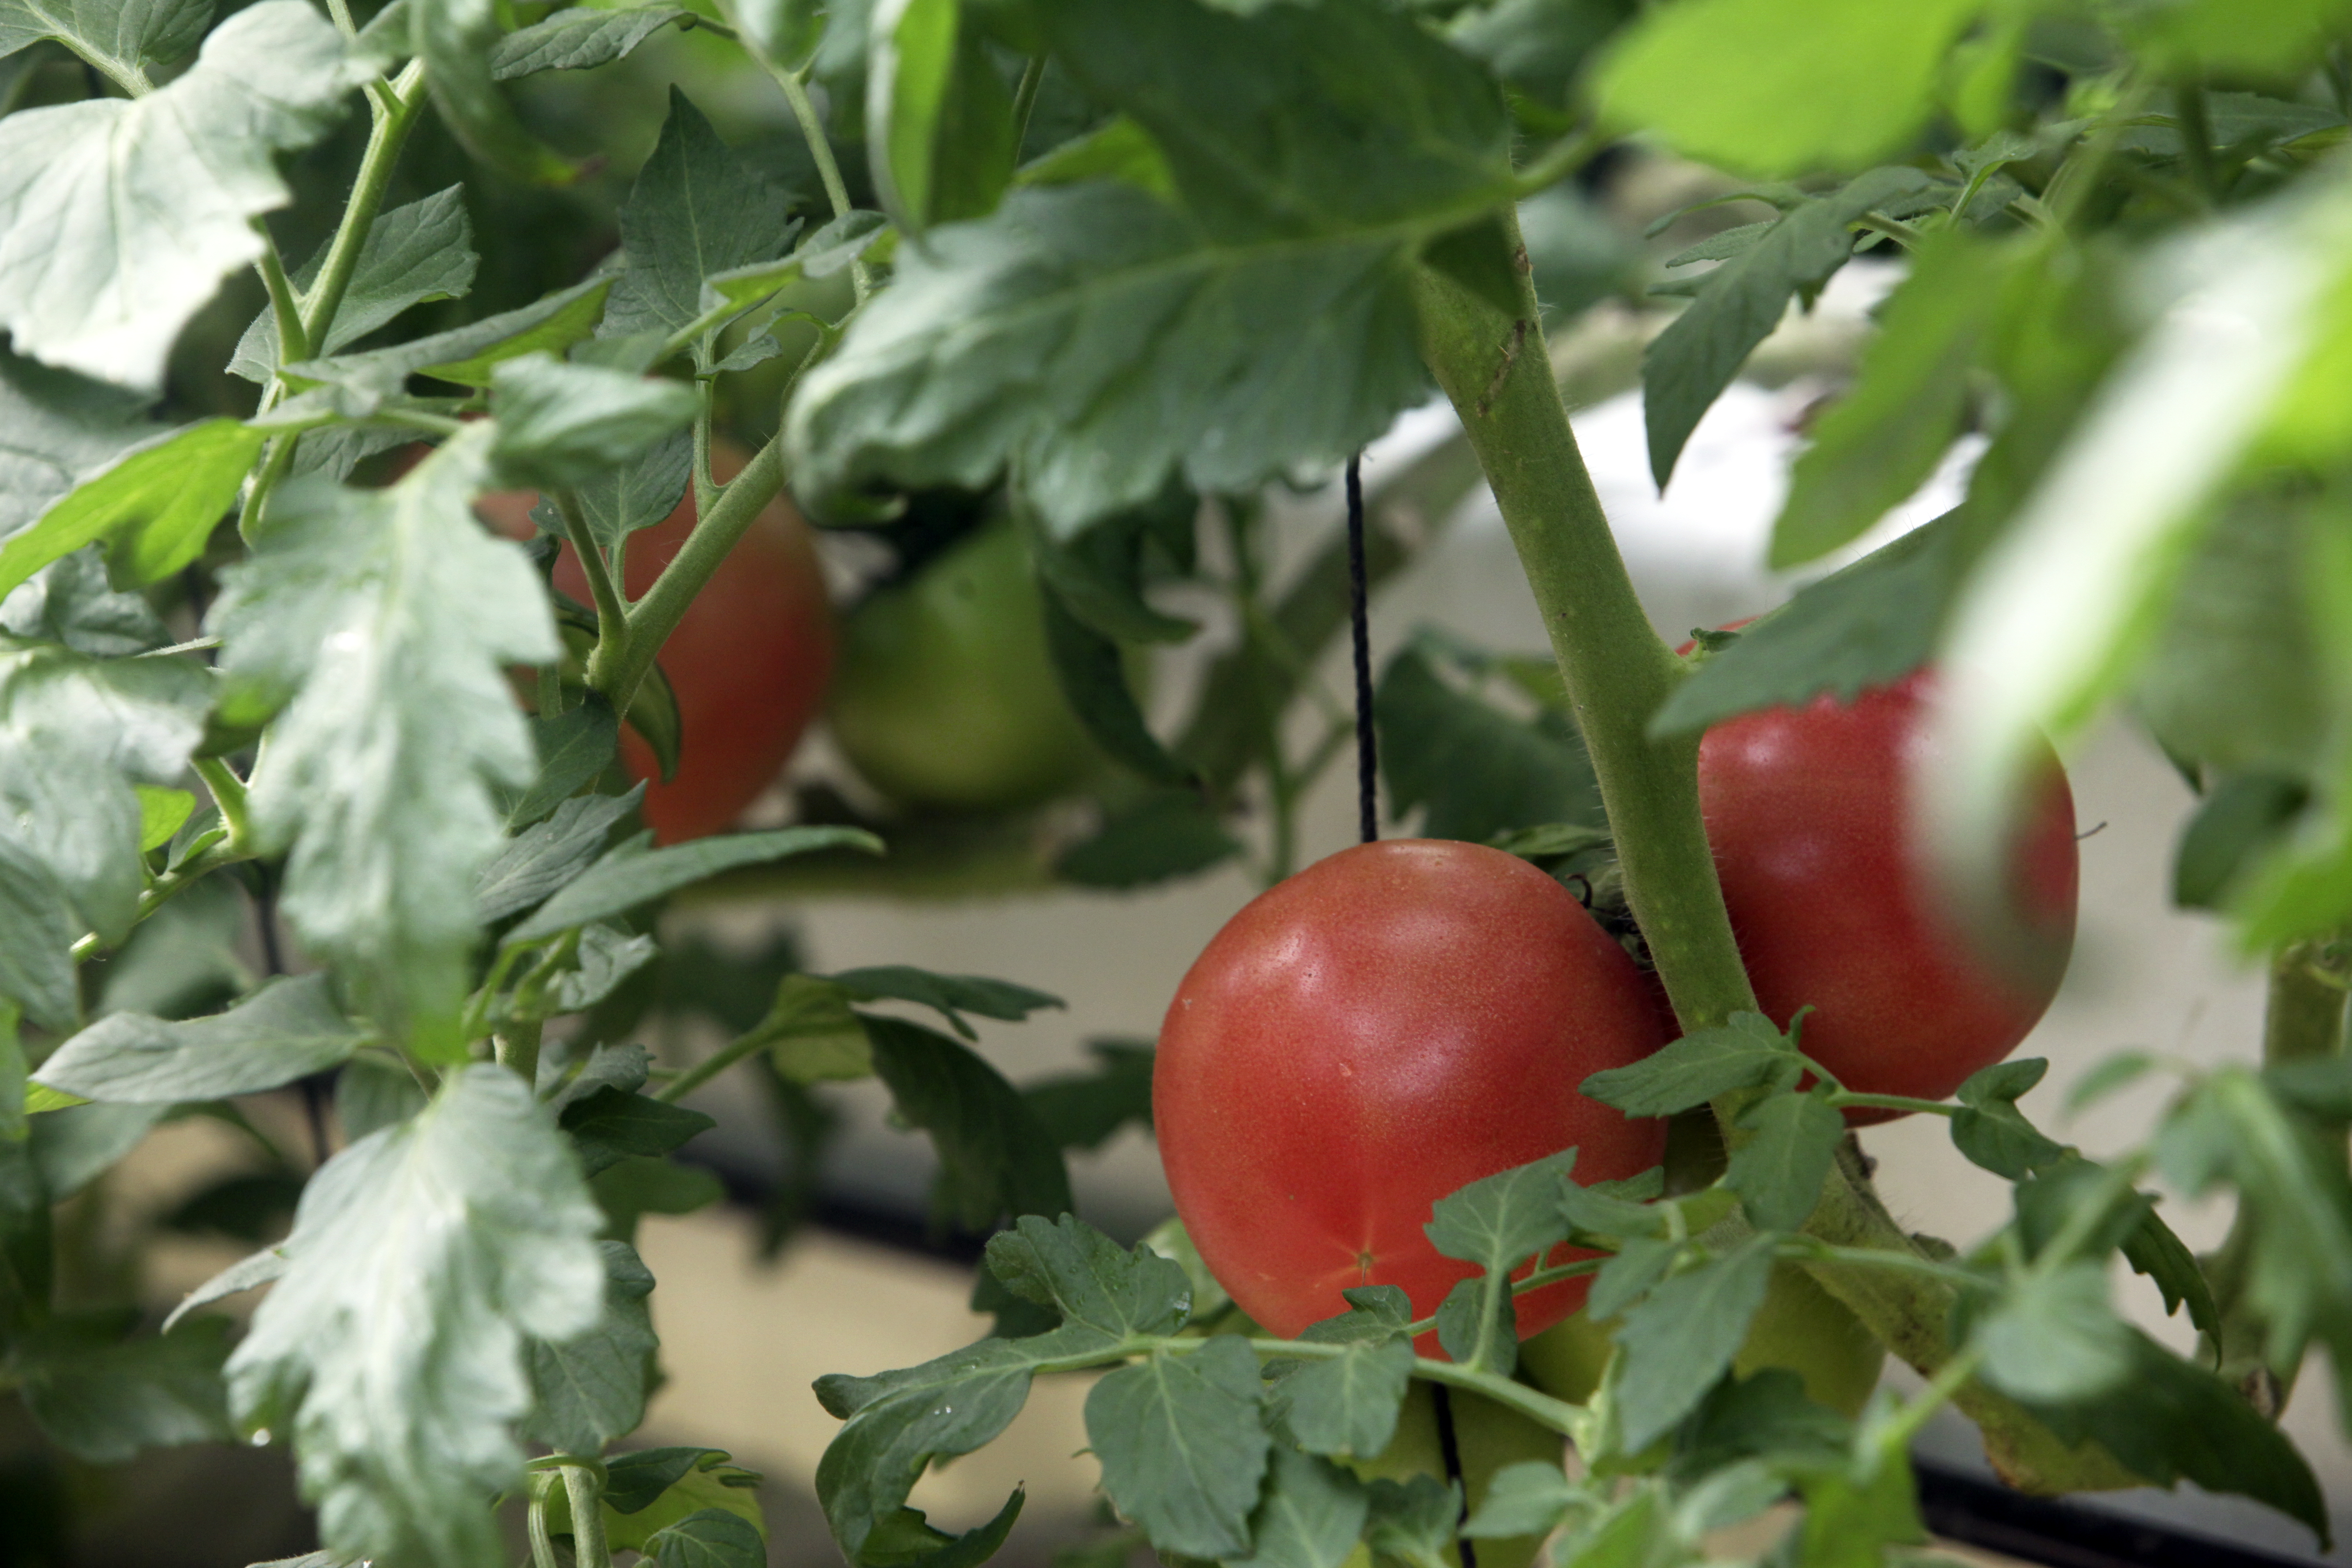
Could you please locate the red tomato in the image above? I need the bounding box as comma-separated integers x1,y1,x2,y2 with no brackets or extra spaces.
1154,840,1670,1348
478,445,834,843
1695,668,2077,1119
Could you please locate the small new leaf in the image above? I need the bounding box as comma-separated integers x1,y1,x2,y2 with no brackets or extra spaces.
1579,1012,1800,1117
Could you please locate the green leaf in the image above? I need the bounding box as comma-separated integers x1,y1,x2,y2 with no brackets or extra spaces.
561,1087,716,1178
0,418,264,604
135,786,192,854
1040,584,1193,786
1425,1149,1580,1376
0,0,211,79
529,430,692,557
0,834,79,1034
1596,0,1982,178
477,787,642,924
1230,1446,1367,1568
1361,1472,1457,1568
491,5,688,78
1972,1261,2134,1404
230,186,479,382
699,210,894,313
1949,1060,2065,1178
0,345,160,540
1376,638,1599,844
2174,772,2309,911
983,1213,1192,1338
0,1,355,390
1272,1337,1412,1461
1646,509,1960,739
784,184,1433,533
1056,790,1242,889
17,1313,233,1464
858,1490,1023,1568
1459,1460,1581,1541
225,1066,606,1568
604,1447,728,1513
2121,1208,2221,1346
561,1449,766,1549
757,973,875,1085
646,1507,768,1568
1448,0,1635,110
869,0,1016,233
548,925,659,1015
31,1098,163,1197
866,1016,1073,1232
489,353,697,491
165,1242,288,1332
1769,234,2003,568
1611,1234,1778,1452
3,549,169,659
289,275,615,393
333,1053,428,1141
522,1238,658,1456
1642,167,1931,487
34,974,364,1104
415,0,576,184
1723,1090,1841,1233
207,427,561,1055
2015,1330,2327,1541
499,700,625,831
1023,1038,1153,1151
1087,1336,1270,1558
827,964,1065,1040
1014,114,1175,199
2127,0,2352,75
606,89,800,343
1791,1451,1925,1568
1579,1012,1800,1117
1299,1284,1414,1345
506,825,879,943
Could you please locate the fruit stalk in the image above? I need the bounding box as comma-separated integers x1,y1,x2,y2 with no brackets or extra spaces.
1409,215,2132,1494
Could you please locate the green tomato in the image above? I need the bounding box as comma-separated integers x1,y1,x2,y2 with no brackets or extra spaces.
829,519,1100,812
1517,1262,1886,1419
1339,1380,1563,1568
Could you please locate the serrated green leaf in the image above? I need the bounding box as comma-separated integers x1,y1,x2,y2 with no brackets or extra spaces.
1424,1149,1581,1375
604,1447,725,1513
561,1087,715,1178
985,1213,1190,1338
289,276,615,393
416,0,576,184
647,1507,767,1568
1361,1472,1457,1568
230,186,479,383
1951,1098,2064,1179
522,1238,658,1456
1023,1039,1153,1151
490,5,688,78
1579,1013,1799,1117
499,700,626,830
1724,1090,1841,1233
489,353,697,491
507,824,879,943
606,89,799,343
1230,1446,1366,1568
700,211,893,314
1459,1459,1581,1541
225,1066,606,1568
1583,1236,1677,1322
1057,790,1242,889
0,346,159,541
1770,234,2004,568
1376,638,1600,844
1611,1235,1777,1452
208,426,560,1055
0,0,210,80
1274,1337,1412,1461
0,1,355,390
1597,0,1981,178
756,973,874,1084
477,786,642,924
1039,583,1192,786
858,1489,1023,1568
550,1449,767,1548
828,964,1064,1040
529,430,692,557
1791,1450,1924,1568
1648,510,1958,739
1642,167,1932,487
0,418,263,604
35,973,364,1104
18,1312,233,1464
2121,1208,2221,1345
0,548,167,658
866,1016,1073,1232
1088,1336,1269,1558
548,925,659,1016
1973,1262,2133,1403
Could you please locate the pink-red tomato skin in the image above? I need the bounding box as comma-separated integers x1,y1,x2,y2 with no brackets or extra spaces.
1154,839,1670,1348
1695,669,2078,1122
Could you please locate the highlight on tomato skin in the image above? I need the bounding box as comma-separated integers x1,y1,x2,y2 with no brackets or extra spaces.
1691,664,2079,1121
1152,838,1670,1349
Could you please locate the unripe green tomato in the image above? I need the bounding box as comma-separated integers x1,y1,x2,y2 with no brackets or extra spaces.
828,519,1100,812
1339,1381,1562,1568
1517,1263,1885,1418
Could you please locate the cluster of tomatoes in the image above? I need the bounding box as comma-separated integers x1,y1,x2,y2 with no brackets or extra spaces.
1155,661,2078,1528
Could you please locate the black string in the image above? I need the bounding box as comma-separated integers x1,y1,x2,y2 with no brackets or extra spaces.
1430,1384,1479,1568
1346,455,1377,846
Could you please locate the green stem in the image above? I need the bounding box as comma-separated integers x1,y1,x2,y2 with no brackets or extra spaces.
563,1462,613,1568
1411,208,2131,1495
1512,127,1606,195
1010,55,1048,154
1826,1091,1956,1120
594,434,787,713
527,1472,563,1568
192,757,254,851
556,490,632,629
302,61,429,352
2172,81,2221,203
743,38,872,305
656,1011,789,1103
254,231,310,364
496,1020,543,1089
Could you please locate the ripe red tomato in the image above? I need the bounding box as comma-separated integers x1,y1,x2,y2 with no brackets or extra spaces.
1695,668,2077,1118
1155,840,1670,1347
477,446,834,844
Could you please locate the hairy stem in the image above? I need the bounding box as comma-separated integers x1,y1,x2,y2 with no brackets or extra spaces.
253,230,310,364
563,1462,613,1568
593,434,786,713
1410,214,2133,1495
556,490,631,631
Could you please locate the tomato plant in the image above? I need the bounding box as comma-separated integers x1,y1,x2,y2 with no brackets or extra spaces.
8,0,2352,1564
1156,839,1668,1341
1697,669,2079,1116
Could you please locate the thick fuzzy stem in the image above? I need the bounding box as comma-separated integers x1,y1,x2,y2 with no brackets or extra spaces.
1410,219,2135,1495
